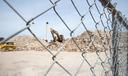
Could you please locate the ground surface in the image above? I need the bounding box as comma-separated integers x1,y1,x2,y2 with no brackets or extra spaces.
0,51,112,76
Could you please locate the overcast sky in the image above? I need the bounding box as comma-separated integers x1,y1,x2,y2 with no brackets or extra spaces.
0,0,127,41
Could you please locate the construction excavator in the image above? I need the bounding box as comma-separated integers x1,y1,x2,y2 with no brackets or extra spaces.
0,37,16,51
50,28,64,42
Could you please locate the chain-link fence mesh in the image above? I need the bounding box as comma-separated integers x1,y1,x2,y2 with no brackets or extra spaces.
1,0,128,76
112,11,128,76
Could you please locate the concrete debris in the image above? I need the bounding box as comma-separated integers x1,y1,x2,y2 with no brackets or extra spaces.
8,31,111,52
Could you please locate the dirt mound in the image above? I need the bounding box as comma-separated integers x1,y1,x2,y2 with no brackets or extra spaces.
10,36,48,51
45,31,110,52
9,31,111,52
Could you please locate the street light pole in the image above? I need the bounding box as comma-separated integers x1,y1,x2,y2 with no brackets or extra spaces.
45,22,49,42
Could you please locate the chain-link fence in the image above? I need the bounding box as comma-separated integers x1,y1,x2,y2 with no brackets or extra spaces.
1,0,128,76
112,11,128,76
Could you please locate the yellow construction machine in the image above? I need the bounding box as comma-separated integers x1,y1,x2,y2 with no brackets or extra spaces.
0,37,16,51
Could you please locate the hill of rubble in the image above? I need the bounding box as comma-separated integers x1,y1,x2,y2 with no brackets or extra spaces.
47,31,111,52
10,36,48,51
8,31,115,52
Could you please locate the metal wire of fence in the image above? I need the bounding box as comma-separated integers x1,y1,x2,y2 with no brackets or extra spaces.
1,0,128,76
112,11,128,76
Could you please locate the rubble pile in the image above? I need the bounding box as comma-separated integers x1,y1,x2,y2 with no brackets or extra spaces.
10,31,111,52
10,36,48,51
47,31,111,52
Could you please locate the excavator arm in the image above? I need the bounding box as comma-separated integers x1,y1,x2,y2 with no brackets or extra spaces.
50,28,64,42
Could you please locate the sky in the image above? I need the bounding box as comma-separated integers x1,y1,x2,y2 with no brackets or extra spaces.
0,0,128,41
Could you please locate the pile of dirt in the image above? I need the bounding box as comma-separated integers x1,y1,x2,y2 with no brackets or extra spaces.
9,31,111,52
10,36,49,51
47,31,110,52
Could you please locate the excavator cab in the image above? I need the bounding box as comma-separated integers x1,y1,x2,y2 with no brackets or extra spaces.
0,37,4,42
